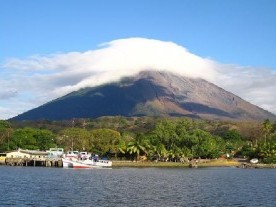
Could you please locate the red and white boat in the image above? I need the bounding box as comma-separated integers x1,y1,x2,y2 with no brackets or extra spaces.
62,155,112,169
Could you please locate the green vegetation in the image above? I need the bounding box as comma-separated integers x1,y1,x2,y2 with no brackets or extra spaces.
0,117,276,164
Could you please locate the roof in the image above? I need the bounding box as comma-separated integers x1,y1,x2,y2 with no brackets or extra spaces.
8,149,48,155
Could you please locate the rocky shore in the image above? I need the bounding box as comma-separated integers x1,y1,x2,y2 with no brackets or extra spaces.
238,163,276,169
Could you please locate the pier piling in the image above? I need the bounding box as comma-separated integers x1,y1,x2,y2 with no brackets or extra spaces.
5,157,63,167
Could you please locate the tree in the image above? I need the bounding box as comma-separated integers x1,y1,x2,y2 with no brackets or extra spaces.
168,144,181,162
180,146,193,159
0,120,13,151
127,134,150,161
90,128,121,155
34,129,56,150
191,129,221,159
224,129,242,141
263,119,272,144
153,119,179,151
149,142,168,161
59,128,90,151
258,140,276,164
223,129,244,156
11,128,38,150
238,122,262,147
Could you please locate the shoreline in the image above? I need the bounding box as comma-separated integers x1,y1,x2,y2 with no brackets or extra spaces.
1,159,275,169
112,159,240,168
112,160,276,168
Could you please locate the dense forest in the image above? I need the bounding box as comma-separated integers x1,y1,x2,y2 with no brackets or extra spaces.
0,117,276,163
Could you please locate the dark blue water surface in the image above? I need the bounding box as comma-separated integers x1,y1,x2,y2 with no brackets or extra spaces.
0,166,275,207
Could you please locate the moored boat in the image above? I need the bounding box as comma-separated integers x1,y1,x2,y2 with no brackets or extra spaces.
250,158,258,164
62,156,112,169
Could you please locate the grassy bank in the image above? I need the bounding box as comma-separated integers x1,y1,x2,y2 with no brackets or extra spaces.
112,159,240,168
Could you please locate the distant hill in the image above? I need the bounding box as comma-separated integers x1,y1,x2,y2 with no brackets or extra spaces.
12,71,276,121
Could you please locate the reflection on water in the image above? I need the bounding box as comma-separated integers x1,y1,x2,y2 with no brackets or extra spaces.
0,166,275,207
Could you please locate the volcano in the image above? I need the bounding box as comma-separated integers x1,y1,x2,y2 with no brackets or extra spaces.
12,71,276,121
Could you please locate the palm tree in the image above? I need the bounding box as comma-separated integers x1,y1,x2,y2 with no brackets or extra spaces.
168,144,181,162
263,119,272,144
127,135,149,161
150,143,168,161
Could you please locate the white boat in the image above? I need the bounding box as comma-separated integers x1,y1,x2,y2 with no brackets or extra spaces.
250,158,258,164
62,157,112,169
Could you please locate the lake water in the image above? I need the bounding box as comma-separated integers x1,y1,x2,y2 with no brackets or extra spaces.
0,166,275,207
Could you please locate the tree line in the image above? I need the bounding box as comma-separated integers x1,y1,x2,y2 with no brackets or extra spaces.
0,117,275,163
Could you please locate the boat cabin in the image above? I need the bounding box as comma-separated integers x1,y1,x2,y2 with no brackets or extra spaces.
46,148,64,157
64,151,79,158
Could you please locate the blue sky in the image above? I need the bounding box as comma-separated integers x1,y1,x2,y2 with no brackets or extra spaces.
1,0,276,68
1,0,276,119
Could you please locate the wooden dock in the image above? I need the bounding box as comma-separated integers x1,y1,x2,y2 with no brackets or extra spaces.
4,157,63,167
